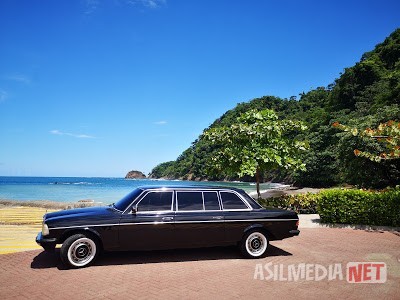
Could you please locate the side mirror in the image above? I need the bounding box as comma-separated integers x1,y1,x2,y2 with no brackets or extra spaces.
131,206,137,214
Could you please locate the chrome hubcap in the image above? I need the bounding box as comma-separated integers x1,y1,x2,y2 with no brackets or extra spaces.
68,238,96,267
246,232,267,256
251,239,261,249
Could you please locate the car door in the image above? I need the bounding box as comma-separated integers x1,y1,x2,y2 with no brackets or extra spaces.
118,190,175,250
219,191,253,243
173,190,225,247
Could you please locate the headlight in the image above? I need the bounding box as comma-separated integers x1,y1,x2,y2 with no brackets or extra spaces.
42,222,49,236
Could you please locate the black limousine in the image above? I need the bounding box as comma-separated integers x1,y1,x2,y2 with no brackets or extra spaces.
36,186,299,268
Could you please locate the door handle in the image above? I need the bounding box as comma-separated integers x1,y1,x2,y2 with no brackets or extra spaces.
162,217,174,221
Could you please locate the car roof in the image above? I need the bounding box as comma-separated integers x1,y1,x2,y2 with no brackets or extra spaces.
135,185,263,209
137,185,245,192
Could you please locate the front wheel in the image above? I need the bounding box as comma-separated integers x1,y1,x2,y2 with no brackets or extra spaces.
42,243,56,253
240,230,269,258
60,234,98,268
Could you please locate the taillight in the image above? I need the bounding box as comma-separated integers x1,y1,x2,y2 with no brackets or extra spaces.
296,220,299,227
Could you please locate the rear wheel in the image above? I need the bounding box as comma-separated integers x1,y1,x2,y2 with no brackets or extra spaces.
60,234,98,268
240,230,268,258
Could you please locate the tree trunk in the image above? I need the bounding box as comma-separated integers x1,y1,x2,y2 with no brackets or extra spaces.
256,168,261,199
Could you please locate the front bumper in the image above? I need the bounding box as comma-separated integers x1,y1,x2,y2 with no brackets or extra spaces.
36,232,57,247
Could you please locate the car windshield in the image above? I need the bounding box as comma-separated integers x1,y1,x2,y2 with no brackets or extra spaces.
113,188,143,211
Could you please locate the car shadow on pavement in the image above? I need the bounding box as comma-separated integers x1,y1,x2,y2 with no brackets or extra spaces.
31,245,292,270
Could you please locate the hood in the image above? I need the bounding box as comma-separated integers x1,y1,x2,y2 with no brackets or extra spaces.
44,206,113,223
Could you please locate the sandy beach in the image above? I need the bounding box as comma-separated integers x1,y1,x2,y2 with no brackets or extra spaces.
0,206,56,254
251,186,322,198
0,200,97,254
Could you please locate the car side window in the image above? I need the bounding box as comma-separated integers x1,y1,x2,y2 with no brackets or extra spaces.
203,192,220,210
137,191,173,212
220,192,249,210
177,192,203,211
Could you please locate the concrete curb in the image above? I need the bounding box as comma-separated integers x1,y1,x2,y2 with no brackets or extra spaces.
298,214,400,232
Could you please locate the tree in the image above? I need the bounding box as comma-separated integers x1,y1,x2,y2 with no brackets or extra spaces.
333,120,400,162
202,109,308,198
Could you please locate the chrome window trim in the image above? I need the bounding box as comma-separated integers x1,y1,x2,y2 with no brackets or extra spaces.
219,190,252,211
129,190,174,214
110,205,124,213
136,210,174,215
175,190,222,212
203,191,222,211
121,189,146,214
122,187,253,214
176,191,205,212
175,190,250,212
174,209,222,213
49,218,298,230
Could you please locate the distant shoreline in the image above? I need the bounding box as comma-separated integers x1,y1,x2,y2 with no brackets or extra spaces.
0,187,323,210
0,199,99,210
251,187,322,198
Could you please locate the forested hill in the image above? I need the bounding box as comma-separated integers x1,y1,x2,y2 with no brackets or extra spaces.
149,29,400,188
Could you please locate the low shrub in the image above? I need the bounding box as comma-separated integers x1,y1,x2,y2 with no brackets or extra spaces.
259,187,400,227
258,193,318,214
317,188,400,227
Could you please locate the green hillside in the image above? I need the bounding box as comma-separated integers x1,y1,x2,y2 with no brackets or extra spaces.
150,29,400,188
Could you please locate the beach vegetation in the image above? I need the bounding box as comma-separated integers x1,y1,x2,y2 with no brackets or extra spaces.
258,187,400,227
258,193,318,214
202,109,308,198
333,120,400,162
317,187,400,227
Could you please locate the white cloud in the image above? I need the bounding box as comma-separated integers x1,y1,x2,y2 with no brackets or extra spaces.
0,89,8,103
4,74,31,85
86,0,166,13
84,0,100,15
50,130,96,139
154,121,167,125
135,0,166,9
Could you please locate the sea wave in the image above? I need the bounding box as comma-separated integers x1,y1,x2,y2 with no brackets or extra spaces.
49,182,100,185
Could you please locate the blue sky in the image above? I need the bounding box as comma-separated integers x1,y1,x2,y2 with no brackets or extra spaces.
1,0,399,177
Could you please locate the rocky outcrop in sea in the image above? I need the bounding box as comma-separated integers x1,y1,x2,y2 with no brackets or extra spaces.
125,170,147,179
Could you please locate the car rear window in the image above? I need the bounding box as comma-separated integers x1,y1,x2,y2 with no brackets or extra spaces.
220,192,249,210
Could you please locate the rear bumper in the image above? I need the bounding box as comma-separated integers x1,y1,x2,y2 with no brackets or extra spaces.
289,229,300,236
36,232,57,246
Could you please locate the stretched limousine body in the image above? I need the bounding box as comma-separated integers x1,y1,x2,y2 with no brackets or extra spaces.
36,186,300,268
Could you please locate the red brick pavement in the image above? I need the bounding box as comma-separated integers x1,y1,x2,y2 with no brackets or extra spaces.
0,228,399,300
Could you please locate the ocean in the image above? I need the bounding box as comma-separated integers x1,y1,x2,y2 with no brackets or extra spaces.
0,177,284,204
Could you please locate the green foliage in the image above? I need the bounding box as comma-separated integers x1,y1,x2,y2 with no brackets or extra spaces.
203,109,308,176
258,193,318,214
149,161,177,178
330,105,400,187
334,120,400,162
202,109,308,197
259,188,400,227
329,29,400,111
317,188,400,227
149,28,400,188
